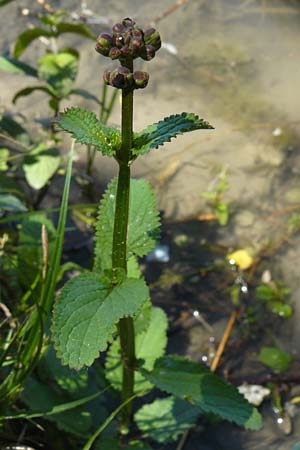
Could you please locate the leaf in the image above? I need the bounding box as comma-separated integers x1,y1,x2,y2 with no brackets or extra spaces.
141,356,262,430
269,301,292,319
58,107,121,157
0,0,16,6
127,255,142,279
132,113,213,156
0,114,30,144
0,148,9,171
94,178,160,272
23,144,60,190
5,388,104,419
71,88,100,104
44,347,89,397
20,377,92,437
13,85,55,104
55,22,96,40
135,396,200,443
134,299,152,335
258,347,292,374
38,51,79,97
105,307,168,393
216,203,228,226
14,28,53,58
96,438,153,450
256,285,275,301
0,56,37,77
83,391,141,450
95,438,121,450
52,274,149,369
0,193,27,215
127,442,153,449
39,10,68,26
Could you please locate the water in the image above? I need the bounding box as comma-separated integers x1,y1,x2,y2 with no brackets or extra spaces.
1,0,300,448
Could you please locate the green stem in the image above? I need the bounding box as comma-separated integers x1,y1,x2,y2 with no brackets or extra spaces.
112,61,135,430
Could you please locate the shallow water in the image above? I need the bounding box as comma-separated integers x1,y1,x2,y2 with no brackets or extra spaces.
1,0,300,448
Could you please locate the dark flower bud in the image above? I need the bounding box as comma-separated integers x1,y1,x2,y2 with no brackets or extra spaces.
122,18,135,28
120,45,130,57
133,70,149,89
114,33,124,48
95,33,113,56
144,28,161,51
109,47,121,60
132,28,143,39
110,66,132,89
144,45,156,61
123,30,132,46
103,69,111,84
112,22,125,33
131,37,143,53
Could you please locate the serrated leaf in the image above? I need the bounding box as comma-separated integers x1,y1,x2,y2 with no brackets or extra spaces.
59,107,121,157
132,113,213,156
21,377,91,437
94,178,160,272
127,255,142,279
13,85,55,104
0,56,37,77
38,51,78,97
14,28,53,58
134,299,152,335
105,307,167,393
52,273,149,369
135,396,199,443
56,22,96,40
23,144,60,189
141,356,262,430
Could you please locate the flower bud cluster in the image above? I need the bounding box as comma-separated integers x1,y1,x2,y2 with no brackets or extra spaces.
103,67,149,90
95,17,161,90
96,18,161,61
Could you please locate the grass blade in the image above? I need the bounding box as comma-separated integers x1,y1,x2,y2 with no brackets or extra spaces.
4,387,109,420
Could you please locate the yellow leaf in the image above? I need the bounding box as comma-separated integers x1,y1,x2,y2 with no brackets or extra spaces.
227,249,253,270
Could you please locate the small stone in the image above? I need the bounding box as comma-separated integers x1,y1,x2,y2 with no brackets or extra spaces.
238,384,270,406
